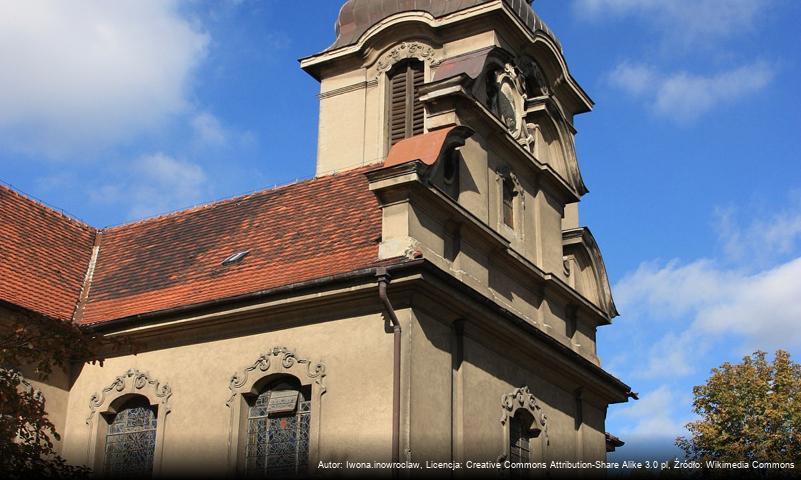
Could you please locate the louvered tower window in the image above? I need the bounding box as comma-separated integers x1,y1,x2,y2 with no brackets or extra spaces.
388,60,425,146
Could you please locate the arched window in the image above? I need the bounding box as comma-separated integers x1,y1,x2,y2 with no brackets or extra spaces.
496,166,522,234
87,369,171,476
245,378,312,476
227,348,326,475
103,395,158,476
500,387,548,468
388,59,425,146
509,411,535,477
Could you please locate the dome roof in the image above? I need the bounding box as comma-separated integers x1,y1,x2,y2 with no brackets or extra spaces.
329,0,561,52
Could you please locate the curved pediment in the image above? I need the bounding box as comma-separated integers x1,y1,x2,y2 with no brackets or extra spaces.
430,46,588,196
384,126,475,169
562,227,618,319
528,109,588,196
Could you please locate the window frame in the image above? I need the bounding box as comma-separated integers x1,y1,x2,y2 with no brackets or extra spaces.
102,396,159,476
509,410,535,464
86,369,172,476
496,166,524,237
243,377,312,476
385,59,426,150
499,386,548,467
226,347,326,476
502,176,516,229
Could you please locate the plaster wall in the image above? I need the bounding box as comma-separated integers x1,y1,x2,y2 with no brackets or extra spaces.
380,156,595,359
0,307,72,455
406,309,609,463
58,310,397,476
22,366,72,455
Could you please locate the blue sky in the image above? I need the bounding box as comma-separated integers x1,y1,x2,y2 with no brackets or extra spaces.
1,0,800,460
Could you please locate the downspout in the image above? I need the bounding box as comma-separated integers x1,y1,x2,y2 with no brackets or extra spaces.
376,267,401,468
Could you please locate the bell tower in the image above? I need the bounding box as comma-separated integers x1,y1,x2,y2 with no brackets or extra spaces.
302,0,619,364
301,1,630,461
301,1,591,198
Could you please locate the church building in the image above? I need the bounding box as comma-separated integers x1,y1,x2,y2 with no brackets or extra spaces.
1,0,633,476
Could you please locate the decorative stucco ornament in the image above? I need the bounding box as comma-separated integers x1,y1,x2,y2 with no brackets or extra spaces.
499,386,548,438
87,369,172,423
491,63,534,152
517,55,550,97
226,346,326,406
376,41,440,75
497,386,550,462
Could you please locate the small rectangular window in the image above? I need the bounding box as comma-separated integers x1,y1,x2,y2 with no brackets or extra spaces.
222,250,249,266
502,178,515,228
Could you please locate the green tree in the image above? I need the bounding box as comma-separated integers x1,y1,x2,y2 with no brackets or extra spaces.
1,307,109,478
677,350,801,464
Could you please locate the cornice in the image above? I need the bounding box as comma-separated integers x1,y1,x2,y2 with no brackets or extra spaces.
77,256,630,402
300,0,592,115
419,79,583,203
404,263,631,401
367,165,611,325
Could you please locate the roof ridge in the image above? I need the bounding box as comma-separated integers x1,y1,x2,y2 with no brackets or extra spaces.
2,163,382,234
0,181,95,232
100,182,303,232
71,232,102,324
99,165,381,232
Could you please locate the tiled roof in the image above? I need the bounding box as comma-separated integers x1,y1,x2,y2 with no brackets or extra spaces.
0,185,96,320
0,167,384,325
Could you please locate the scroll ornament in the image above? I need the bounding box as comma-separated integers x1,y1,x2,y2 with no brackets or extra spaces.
226,346,326,406
500,386,548,443
87,369,171,423
376,42,440,74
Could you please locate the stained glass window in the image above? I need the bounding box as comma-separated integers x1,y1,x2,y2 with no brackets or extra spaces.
104,396,157,476
246,380,310,477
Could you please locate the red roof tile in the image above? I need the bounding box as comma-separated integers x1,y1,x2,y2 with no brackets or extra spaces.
80,167,383,325
384,126,474,168
0,167,385,325
0,185,96,320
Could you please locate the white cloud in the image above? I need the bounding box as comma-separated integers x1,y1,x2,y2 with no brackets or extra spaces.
615,259,742,319
694,258,801,347
191,112,227,147
608,61,775,122
607,62,658,97
635,332,703,379
0,0,209,156
92,153,207,219
617,256,801,362
606,199,801,452
716,204,801,265
574,0,776,47
609,386,689,438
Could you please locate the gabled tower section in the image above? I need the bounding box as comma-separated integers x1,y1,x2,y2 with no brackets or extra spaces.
302,0,618,364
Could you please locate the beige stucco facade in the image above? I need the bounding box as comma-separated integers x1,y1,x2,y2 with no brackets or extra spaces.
17,270,626,476
12,1,631,477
